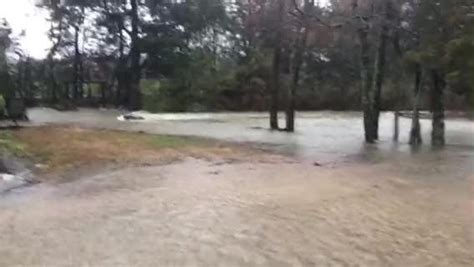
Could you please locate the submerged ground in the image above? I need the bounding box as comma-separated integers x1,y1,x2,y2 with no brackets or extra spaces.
0,109,473,266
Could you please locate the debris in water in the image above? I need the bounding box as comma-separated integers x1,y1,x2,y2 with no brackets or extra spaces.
1,173,16,182
118,113,145,121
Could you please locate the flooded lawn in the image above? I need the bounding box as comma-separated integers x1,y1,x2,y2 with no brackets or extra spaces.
0,108,472,266
27,108,474,164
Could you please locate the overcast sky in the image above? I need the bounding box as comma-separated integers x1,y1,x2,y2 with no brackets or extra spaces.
0,0,51,58
1,0,329,59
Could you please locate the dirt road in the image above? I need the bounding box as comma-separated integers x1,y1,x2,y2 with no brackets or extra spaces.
1,157,472,266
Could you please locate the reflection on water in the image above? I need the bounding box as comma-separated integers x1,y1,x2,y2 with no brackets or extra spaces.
27,108,474,165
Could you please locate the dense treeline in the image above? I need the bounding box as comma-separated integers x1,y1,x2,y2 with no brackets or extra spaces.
0,0,473,145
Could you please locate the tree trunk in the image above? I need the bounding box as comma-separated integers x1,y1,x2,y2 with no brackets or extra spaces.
24,58,34,105
357,0,390,143
128,0,142,111
393,111,399,141
115,28,125,107
285,57,297,132
270,46,281,130
392,27,403,142
409,65,423,146
431,70,445,147
285,0,310,132
48,59,58,104
286,32,307,132
73,25,81,100
358,27,376,143
270,0,285,130
371,7,389,140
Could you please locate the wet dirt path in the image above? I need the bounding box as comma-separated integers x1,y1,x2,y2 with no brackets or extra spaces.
1,158,472,266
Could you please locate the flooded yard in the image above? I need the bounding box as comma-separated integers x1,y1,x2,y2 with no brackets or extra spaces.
0,108,472,266
1,158,473,266
27,108,474,163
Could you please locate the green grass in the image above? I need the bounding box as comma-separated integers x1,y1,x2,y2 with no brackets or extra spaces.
148,135,208,149
0,131,29,157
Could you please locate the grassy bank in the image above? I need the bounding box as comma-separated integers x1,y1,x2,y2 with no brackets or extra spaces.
0,126,263,181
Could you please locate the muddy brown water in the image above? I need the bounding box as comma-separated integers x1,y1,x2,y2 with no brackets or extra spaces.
0,108,472,266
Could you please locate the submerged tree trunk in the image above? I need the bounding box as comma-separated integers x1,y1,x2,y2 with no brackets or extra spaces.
285,0,310,132
392,14,403,142
371,7,389,140
270,46,281,130
128,0,142,111
409,65,423,146
270,0,285,130
285,36,306,132
393,111,399,141
431,70,445,147
356,0,390,143
285,50,299,132
358,27,377,143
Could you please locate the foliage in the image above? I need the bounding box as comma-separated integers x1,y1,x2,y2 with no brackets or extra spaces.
0,0,471,115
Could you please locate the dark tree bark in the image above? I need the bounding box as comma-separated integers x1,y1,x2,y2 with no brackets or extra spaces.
355,0,390,143
270,0,285,130
392,27,403,142
128,0,142,111
285,35,306,132
115,28,126,107
23,58,34,105
270,46,281,130
393,110,399,141
46,18,64,105
431,70,445,147
358,26,377,143
73,25,81,100
46,54,59,104
409,65,423,146
15,57,26,100
285,0,310,132
371,4,389,140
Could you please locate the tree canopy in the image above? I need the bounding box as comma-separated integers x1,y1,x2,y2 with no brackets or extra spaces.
1,0,472,145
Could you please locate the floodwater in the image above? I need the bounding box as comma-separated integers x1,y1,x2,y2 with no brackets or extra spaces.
0,108,472,266
26,107,474,164
1,159,473,266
